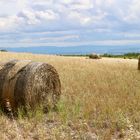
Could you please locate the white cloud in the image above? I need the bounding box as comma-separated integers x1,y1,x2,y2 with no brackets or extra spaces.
36,10,59,21
18,10,40,25
123,0,140,23
68,11,92,25
68,9,107,26
69,0,94,10
38,35,79,41
0,0,140,47
16,9,59,25
19,35,79,43
0,15,23,31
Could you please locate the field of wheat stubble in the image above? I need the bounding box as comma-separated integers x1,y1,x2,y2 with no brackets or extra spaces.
0,52,140,139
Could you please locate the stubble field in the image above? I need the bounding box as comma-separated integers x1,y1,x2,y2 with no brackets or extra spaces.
0,52,140,140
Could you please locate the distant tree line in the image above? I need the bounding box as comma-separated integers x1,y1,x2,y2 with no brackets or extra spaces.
0,49,7,52
102,53,140,59
60,52,140,59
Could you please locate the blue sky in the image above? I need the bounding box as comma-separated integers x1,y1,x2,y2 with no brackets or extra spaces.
0,0,140,48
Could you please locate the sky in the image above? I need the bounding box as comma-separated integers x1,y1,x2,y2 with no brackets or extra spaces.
0,0,140,48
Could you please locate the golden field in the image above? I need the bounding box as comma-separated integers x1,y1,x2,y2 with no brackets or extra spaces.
0,52,140,140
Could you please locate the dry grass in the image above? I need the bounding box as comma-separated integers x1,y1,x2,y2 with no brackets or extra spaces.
0,52,140,139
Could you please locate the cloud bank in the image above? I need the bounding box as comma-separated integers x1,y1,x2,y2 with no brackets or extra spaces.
0,0,140,47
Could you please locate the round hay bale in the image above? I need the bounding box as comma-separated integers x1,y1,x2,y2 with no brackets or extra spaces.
0,62,5,71
89,53,101,59
0,60,61,115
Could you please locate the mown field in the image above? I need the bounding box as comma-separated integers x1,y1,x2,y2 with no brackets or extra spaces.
0,52,140,140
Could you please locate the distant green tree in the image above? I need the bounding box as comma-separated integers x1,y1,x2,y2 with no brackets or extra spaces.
0,49,7,52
